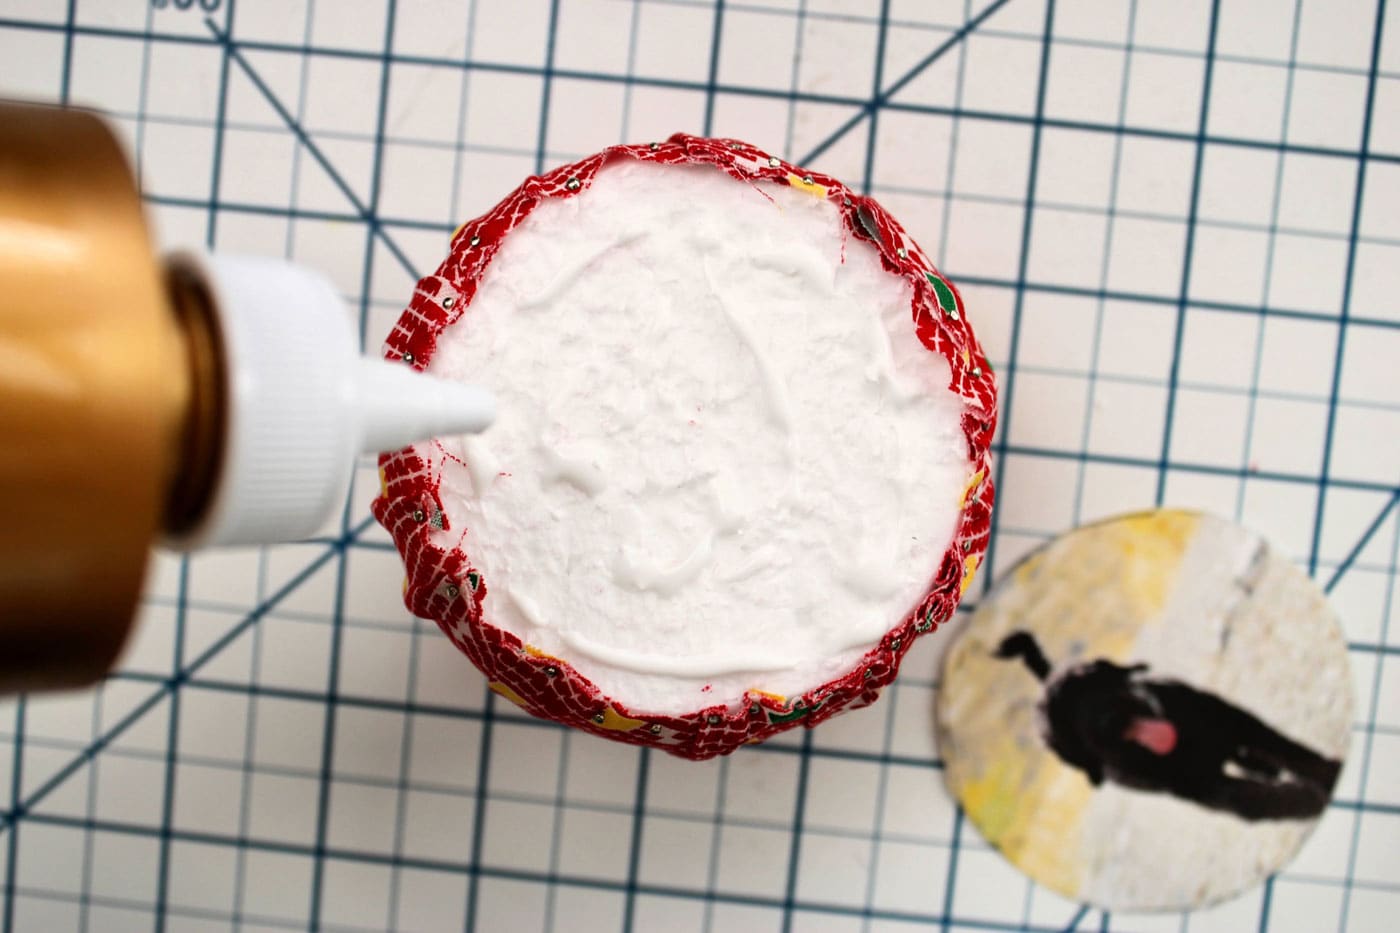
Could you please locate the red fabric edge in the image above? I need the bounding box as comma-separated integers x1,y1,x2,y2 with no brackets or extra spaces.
371,134,998,760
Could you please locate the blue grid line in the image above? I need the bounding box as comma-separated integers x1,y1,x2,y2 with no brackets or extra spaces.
111,162,1400,253
1069,0,1138,526
75,659,1400,768
700,756,731,932
952,0,1058,929
798,0,1013,165
150,4,236,925
138,186,1400,332
305,519,359,931
980,0,1055,594
75,686,102,933
859,57,936,859
700,0,725,136
10,5,1400,81
0,518,376,837
235,15,315,918
852,4,898,929
778,0,807,160
443,1,481,244
1324,8,1394,930
10,765,1397,868
2,706,22,933
383,618,422,931
203,15,422,284
465,3,565,924
931,0,971,273
619,745,651,932
1227,0,1300,533
784,4,897,929
776,732,813,932
1059,903,1089,933
6,810,1121,933
533,0,564,178
6,889,308,933
137,580,1400,652
55,0,76,103
7,13,1400,170
1153,0,1223,507
860,648,907,925
938,812,966,933
540,731,571,933
231,562,269,930
306,1,399,927
997,445,1400,497
1324,489,1400,594
1338,485,1400,931
616,0,645,143
151,555,190,933
48,91,1400,194
1307,0,1390,581
856,0,894,198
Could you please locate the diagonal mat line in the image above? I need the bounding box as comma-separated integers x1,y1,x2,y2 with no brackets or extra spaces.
0,517,377,835
1324,487,1400,594
1154,0,1224,506
203,17,421,284
1059,904,1090,933
1306,0,1388,581
797,0,1014,165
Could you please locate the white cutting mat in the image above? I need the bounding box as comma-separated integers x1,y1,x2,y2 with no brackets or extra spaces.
1,1,1398,930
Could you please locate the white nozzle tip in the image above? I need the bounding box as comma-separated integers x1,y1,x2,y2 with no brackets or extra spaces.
357,358,497,455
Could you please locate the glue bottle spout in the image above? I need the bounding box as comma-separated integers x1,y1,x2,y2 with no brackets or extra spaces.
163,252,496,550
357,357,497,455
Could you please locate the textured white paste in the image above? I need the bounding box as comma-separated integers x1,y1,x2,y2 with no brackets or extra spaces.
429,160,971,714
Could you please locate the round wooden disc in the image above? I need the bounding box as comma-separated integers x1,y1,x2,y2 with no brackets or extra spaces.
936,509,1353,911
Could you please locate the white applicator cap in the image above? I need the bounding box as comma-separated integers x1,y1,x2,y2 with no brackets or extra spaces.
166,252,495,549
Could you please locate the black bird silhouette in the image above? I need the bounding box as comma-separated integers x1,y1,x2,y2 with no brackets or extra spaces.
996,631,1340,822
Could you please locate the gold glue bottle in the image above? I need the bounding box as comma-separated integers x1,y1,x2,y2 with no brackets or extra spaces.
0,102,494,693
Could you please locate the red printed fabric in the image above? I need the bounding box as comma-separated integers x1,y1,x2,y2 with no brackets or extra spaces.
373,134,998,760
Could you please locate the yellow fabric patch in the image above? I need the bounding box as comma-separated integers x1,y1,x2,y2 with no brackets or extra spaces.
786,173,828,198
488,681,530,709
961,553,980,596
595,706,646,732
523,644,563,664
959,469,986,508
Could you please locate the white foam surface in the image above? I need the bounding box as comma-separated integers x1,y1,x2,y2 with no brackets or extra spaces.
430,161,971,714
